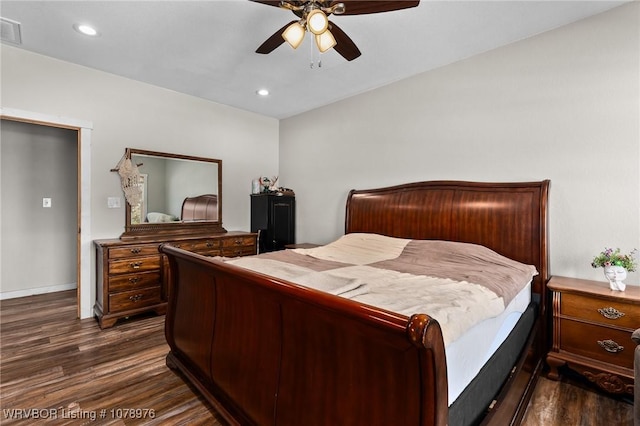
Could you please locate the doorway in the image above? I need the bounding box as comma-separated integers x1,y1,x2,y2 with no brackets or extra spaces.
0,108,92,318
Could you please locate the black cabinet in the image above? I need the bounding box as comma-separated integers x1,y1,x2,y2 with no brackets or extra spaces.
250,194,295,253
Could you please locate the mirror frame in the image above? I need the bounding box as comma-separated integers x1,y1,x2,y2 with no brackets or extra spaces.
119,148,226,240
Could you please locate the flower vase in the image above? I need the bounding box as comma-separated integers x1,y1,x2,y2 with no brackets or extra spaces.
603,265,627,291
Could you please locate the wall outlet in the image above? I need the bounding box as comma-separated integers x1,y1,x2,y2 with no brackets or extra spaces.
107,197,121,208
42,198,52,208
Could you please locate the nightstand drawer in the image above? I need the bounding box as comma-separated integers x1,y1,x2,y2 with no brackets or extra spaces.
109,271,161,292
108,255,161,275
559,319,634,369
562,293,640,329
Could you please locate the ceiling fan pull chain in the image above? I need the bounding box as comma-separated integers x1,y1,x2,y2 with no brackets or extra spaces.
309,38,322,69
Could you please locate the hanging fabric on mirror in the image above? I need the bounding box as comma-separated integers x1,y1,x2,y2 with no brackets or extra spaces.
115,152,143,206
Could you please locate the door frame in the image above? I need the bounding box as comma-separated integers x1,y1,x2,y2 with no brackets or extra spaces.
1,107,93,318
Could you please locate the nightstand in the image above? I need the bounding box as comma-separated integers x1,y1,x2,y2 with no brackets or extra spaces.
546,276,640,395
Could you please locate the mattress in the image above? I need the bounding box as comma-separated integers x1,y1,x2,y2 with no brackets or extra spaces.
446,280,531,405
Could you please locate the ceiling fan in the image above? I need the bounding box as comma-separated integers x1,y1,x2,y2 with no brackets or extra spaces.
251,1,420,61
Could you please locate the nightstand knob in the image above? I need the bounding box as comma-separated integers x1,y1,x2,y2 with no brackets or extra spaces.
597,339,624,353
597,307,625,320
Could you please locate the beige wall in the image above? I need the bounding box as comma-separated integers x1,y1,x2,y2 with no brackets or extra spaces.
1,45,279,237
0,45,280,306
279,3,640,283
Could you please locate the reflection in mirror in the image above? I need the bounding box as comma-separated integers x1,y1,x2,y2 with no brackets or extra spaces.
120,149,224,240
131,173,147,224
130,153,218,224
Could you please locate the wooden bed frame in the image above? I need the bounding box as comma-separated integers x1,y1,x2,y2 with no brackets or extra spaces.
161,180,550,426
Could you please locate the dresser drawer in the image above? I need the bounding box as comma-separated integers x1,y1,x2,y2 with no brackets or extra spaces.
189,239,222,253
559,319,634,369
191,240,220,252
165,240,217,251
109,286,162,313
222,236,256,248
164,239,222,256
561,293,640,329
108,271,161,292
109,244,160,259
222,245,256,257
108,255,161,275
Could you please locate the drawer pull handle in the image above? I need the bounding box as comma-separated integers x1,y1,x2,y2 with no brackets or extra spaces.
129,262,142,269
129,294,143,302
234,239,242,245
128,277,139,283
130,248,141,254
597,307,625,320
206,242,214,248
597,339,624,353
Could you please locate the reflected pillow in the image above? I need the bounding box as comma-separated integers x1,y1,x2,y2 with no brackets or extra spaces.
147,212,178,223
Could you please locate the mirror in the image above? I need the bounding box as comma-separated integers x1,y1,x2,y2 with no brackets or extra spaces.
119,148,225,240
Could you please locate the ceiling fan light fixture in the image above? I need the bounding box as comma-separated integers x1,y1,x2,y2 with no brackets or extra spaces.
307,9,328,35
282,21,305,49
315,30,336,53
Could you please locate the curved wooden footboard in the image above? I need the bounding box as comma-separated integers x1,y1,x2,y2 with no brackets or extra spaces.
162,245,448,426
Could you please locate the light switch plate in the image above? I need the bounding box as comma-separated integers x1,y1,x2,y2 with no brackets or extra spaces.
107,197,121,208
42,198,52,208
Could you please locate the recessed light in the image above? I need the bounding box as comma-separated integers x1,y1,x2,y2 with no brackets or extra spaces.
73,23,99,36
256,89,269,97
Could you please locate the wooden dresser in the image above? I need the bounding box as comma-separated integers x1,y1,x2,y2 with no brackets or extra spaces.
546,276,639,395
94,231,257,328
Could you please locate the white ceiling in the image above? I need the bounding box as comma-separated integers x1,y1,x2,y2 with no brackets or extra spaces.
0,1,628,119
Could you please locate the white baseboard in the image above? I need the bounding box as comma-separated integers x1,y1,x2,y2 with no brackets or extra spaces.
0,283,77,300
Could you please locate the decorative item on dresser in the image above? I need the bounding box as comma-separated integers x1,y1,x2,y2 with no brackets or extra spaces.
95,148,257,328
546,276,640,396
250,192,295,252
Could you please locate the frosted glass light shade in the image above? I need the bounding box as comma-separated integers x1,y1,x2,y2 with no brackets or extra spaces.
315,30,336,53
307,9,328,35
283,22,305,49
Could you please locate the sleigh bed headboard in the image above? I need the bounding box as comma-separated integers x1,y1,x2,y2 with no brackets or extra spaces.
345,180,550,302
181,194,218,222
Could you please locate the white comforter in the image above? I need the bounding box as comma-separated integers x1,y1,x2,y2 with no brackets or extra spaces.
225,233,537,346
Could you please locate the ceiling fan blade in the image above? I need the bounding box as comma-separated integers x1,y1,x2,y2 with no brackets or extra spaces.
333,1,419,15
249,0,308,10
328,22,361,61
256,20,296,54
249,0,284,8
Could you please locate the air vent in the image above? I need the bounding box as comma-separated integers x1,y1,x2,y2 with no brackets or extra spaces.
1,17,22,45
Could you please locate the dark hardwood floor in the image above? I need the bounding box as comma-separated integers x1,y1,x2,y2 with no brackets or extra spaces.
0,290,634,425
522,374,633,426
0,290,223,425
